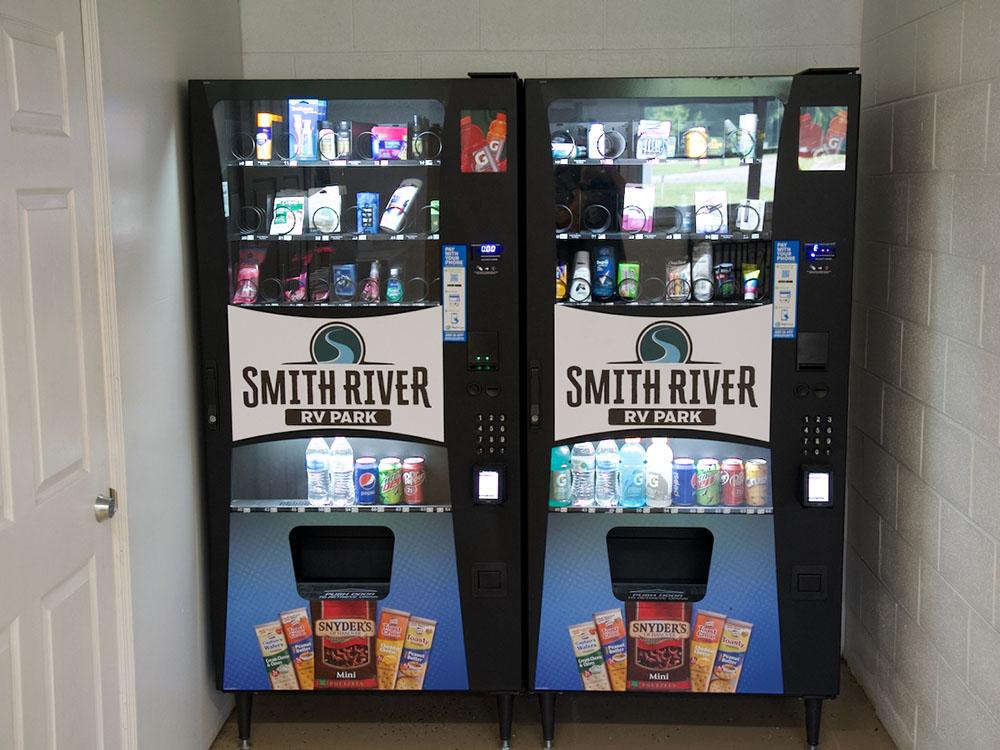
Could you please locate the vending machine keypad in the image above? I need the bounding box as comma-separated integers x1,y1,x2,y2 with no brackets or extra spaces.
801,415,834,456
476,412,508,456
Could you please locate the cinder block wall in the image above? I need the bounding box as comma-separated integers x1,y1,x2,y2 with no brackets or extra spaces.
844,1,1000,748
240,0,860,78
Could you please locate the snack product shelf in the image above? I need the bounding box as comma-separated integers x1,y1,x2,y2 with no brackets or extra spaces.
555,231,765,242
231,499,451,513
550,506,772,515
234,232,440,242
229,158,441,168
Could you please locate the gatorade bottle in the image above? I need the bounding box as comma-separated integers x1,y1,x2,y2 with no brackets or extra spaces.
305,437,330,506
548,445,572,508
618,438,646,508
570,442,596,507
328,436,355,506
799,112,822,156
825,108,848,152
460,116,486,173
645,437,673,507
486,112,507,171
595,440,620,507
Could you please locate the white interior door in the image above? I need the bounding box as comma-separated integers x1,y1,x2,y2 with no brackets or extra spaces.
0,1,130,748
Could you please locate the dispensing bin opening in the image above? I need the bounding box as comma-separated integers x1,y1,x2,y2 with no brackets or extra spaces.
606,527,713,602
289,525,394,600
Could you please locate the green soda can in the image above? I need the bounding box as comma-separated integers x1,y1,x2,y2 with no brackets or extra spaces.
617,262,640,301
378,457,403,505
694,458,721,506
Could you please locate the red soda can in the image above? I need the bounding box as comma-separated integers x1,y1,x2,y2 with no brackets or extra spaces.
720,458,745,506
402,457,426,505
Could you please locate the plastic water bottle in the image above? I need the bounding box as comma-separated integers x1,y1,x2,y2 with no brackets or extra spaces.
328,436,355,506
306,437,330,506
570,442,596,507
549,445,572,508
595,440,620,507
618,438,646,508
645,437,674,507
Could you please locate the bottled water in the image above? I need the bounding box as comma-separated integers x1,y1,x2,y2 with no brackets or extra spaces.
645,437,674,507
618,438,646,508
595,439,620,507
570,442,596,507
328,436,355,506
305,437,330,506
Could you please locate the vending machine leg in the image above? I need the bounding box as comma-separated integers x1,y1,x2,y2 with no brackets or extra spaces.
497,693,514,749
236,691,253,749
804,697,823,750
539,692,556,748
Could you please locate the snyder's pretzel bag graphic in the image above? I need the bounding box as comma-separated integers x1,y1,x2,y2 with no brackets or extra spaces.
311,600,377,689
626,601,692,691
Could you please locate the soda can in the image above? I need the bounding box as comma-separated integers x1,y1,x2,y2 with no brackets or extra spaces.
617,262,640,301
714,262,736,299
354,457,378,505
745,459,769,506
695,458,721,506
720,458,745,506
402,457,426,505
592,245,617,301
672,458,696,506
378,457,403,505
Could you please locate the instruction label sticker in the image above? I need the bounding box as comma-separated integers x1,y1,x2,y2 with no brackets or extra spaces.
442,244,467,342
772,240,799,339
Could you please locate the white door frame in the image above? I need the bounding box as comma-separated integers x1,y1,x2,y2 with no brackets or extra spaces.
79,0,137,745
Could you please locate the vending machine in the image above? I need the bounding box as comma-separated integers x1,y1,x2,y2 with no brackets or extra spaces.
524,71,858,749
189,76,521,747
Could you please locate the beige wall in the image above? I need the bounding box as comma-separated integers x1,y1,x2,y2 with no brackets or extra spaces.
96,0,242,747
845,0,1000,748
240,0,861,78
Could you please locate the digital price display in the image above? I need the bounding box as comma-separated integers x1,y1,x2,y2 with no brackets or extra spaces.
802,466,833,507
476,242,503,257
473,466,505,505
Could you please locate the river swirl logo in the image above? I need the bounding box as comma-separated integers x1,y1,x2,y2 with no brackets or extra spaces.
310,323,365,364
635,322,693,364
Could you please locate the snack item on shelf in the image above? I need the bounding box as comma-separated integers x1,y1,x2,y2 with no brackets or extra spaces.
380,178,423,233
308,185,345,234
356,192,380,234
395,616,437,690
288,99,326,161
568,621,612,691
622,182,655,233
635,119,672,160
270,191,305,235
232,247,267,304
333,263,357,300
255,112,282,161
254,620,299,690
617,262,640,302
372,124,408,160
742,264,761,300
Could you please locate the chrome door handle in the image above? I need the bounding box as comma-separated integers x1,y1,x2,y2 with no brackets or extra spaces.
94,489,117,522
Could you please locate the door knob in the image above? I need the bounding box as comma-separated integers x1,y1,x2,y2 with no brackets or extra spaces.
94,489,117,522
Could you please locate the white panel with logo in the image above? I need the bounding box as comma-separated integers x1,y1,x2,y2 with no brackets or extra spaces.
229,306,444,442
554,305,772,443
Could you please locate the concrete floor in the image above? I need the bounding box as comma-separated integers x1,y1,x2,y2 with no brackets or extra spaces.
210,662,894,750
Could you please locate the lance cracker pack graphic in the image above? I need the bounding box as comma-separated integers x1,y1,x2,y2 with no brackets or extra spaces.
554,305,772,442
229,306,444,441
